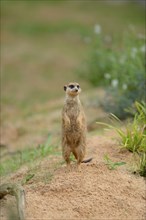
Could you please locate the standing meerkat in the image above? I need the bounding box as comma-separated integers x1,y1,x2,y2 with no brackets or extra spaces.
62,82,92,170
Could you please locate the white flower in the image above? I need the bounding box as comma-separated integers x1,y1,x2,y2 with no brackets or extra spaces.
104,73,111,79
111,79,119,88
94,24,101,34
140,45,146,53
122,84,127,90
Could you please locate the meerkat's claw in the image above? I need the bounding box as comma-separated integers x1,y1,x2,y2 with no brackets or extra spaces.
77,164,81,172
65,163,71,172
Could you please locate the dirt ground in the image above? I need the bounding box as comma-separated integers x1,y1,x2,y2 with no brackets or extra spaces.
26,135,146,220
1,133,146,220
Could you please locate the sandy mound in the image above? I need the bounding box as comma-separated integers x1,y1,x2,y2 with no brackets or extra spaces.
26,135,146,219
1,135,145,220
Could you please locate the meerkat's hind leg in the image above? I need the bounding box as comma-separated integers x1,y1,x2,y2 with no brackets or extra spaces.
77,161,82,172
72,150,80,171
76,146,85,172
63,146,72,171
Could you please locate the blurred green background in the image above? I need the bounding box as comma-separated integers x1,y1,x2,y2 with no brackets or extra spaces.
1,0,145,135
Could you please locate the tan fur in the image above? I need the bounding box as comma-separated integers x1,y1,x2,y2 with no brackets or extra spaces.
62,82,87,169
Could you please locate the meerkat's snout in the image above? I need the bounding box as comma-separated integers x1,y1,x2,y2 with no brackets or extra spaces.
64,82,81,97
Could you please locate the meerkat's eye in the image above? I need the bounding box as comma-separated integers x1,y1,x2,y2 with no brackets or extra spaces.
69,85,75,89
77,85,80,89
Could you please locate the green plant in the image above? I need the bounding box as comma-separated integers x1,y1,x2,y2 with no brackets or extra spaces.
131,152,146,177
39,134,52,157
21,173,35,185
97,102,146,153
103,154,126,170
78,29,145,119
119,102,146,152
97,101,146,176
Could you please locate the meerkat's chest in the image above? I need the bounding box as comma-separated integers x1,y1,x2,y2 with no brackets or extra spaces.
66,102,80,119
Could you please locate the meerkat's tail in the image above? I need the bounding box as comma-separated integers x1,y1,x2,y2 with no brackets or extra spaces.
81,157,92,163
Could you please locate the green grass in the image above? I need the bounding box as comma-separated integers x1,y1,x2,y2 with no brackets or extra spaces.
97,102,146,153
97,101,146,176
132,152,146,177
104,154,126,170
6,21,91,37
21,173,35,185
0,135,61,176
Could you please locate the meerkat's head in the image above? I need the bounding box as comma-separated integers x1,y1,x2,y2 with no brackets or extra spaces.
64,82,81,97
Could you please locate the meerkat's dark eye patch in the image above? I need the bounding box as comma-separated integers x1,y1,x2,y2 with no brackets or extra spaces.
64,85,67,91
69,84,75,89
77,85,80,89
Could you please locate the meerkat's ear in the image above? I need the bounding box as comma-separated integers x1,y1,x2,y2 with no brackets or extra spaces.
64,85,67,91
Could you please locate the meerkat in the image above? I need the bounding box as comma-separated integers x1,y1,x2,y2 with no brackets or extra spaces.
62,82,92,170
